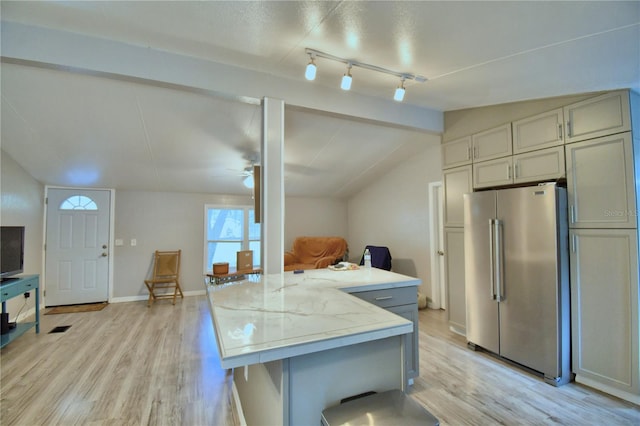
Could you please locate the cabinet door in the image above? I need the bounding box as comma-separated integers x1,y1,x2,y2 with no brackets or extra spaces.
443,165,472,227
444,227,465,335
472,123,512,162
442,136,472,169
473,156,513,189
512,108,564,154
570,229,639,397
387,304,419,380
513,146,565,184
565,133,636,228
564,90,631,144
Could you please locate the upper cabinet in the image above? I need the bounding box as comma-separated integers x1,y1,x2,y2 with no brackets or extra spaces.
442,136,472,169
565,133,636,229
471,123,512,162
473,156,513,189
512,108,564,154
563,91,631,144
513,146,565,185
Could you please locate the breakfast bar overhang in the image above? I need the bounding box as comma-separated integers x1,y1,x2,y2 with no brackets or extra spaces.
205,268,420,425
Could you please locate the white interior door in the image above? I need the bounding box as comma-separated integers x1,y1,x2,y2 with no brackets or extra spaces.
45,188,111,306
429,182,446,309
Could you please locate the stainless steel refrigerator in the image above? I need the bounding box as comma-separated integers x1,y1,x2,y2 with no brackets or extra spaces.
463,183,572,386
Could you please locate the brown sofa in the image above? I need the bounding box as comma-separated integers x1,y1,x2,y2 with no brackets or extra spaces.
284,236,348,271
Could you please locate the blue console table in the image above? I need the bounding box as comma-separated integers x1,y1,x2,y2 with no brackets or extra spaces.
1,275,39,348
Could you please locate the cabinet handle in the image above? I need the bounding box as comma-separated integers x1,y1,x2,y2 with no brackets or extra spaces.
566,121,571,138
558,123,563,140
473,146,478,159
571,234,577,253
507,165,512,179
514,164,519,179
467,147,471,160
569,205,575,223
375,296,393,301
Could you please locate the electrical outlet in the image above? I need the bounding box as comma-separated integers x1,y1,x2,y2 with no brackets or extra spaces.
24,292,30,298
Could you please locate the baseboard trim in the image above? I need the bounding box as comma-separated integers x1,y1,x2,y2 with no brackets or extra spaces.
109,289,206,304
575,375,640,405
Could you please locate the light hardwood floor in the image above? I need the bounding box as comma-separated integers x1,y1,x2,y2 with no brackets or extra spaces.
1,296,638,425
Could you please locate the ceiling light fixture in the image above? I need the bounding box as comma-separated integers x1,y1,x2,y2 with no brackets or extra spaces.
341,63,353,91
243,174,254,189
394,78,406,102
304,48,426,101
305,53,317,81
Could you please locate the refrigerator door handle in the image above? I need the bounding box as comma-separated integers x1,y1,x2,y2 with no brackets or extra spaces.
489,219,496,300
494,219,504,302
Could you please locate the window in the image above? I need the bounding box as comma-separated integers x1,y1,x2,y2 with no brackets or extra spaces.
60,195,98,210
204,205,260,273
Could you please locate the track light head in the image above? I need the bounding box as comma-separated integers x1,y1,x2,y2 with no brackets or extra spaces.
305,54,317,81
341,64,353,91
394,78,406,102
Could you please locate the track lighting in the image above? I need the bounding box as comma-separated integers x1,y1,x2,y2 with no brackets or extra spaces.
341,63,353,91
394,79,406,102
304,48,426,102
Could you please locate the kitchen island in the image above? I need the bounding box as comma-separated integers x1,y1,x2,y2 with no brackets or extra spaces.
205,267,420,425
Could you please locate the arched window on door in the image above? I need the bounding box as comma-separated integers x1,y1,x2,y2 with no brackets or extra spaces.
59,195,98,210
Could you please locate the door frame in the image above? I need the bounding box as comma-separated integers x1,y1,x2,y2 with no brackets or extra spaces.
428,181,445,309
42,186,115,305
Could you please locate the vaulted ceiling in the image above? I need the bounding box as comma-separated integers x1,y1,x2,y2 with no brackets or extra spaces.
1,1,638,197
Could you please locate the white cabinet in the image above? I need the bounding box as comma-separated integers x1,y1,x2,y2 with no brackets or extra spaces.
473,146,566,194
473,156,513,189
471,123,512,162
564,91,631,144
513,146,565,184
570,228,639,401
512,108,564,154
387,304,419,382
351,286,419,383
442,136,472,169
443,165,472,227
565,133,637,229
444,227,466,335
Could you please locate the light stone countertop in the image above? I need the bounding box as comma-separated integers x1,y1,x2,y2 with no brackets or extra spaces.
206,268,421,369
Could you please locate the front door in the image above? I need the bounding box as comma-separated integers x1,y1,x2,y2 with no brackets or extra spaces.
45,188,111,306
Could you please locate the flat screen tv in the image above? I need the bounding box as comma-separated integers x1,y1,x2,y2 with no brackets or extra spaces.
1,226,25,280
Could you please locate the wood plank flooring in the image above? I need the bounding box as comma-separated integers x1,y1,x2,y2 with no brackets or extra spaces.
1,296,236,426
411,308,640,425
1,296,638,425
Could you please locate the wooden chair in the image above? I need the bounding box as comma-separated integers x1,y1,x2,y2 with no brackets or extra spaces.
144,250,184,306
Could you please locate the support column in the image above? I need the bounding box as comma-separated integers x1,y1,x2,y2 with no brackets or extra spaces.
261,98,285,274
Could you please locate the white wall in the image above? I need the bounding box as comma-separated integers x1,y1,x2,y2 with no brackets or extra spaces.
113,190,347,299
113,190,255,299
284,197,348,251
0,150,44,317
347,139,442,296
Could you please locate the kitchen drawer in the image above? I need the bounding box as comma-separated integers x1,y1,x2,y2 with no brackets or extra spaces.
351,286,416,308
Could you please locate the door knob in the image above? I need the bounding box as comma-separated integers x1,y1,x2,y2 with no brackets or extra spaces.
437,250,445,256
101,252,108,257
102,244,108,249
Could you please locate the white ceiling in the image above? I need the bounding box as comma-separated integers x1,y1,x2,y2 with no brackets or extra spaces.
1,1,638,197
